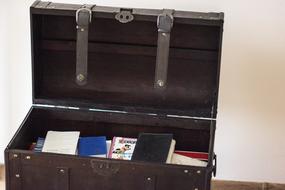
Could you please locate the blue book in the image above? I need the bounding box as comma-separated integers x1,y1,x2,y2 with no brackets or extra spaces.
34,137,45,152
79,136,107,157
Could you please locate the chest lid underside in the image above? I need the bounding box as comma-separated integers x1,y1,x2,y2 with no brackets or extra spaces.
31,1,224,118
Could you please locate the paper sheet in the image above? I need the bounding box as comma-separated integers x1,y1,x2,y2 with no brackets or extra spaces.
171,153,207,167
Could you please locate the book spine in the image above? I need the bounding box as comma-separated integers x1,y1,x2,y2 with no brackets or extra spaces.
108,137,116,158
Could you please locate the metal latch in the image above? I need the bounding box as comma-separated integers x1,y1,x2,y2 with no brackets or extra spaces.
154,9,174,90
115,9,134,23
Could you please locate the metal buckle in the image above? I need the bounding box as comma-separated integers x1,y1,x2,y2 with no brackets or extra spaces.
157,10,174,33
76,7,92,24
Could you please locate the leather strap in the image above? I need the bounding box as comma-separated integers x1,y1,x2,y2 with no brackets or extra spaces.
145,175,156,190
154,9,174,90
57,167,69,190
76,5,93,86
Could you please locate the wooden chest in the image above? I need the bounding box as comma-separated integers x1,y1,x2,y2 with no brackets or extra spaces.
5,1,224,190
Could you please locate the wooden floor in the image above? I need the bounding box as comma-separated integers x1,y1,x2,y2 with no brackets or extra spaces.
0,165,4,190
213,180,285,190
0,164,284,190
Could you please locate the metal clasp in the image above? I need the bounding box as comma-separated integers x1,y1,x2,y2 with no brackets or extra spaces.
115,9,134,23
157,10,174,33
76,7,92,24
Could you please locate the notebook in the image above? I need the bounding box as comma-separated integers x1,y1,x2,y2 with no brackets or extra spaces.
131,133,173,163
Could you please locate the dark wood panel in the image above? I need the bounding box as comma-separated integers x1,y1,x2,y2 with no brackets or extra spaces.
40,40,218,61
40,15,221,50
2,168,285,190
16,153,207,190
30,8,223,118
33,50,217,117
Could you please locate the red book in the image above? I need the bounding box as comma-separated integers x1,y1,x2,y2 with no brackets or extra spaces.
174,151,208,161
28,142,36,151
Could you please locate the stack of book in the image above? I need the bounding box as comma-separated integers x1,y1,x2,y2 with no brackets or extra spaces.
30,131,207,167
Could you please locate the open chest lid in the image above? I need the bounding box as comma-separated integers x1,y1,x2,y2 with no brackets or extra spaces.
31,1,224,118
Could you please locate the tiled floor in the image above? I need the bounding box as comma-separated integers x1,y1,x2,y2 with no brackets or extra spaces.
1,164,284,190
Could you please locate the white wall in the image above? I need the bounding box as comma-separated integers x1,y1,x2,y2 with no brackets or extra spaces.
0,3,9,164
0,0,33,163
0,0,285,184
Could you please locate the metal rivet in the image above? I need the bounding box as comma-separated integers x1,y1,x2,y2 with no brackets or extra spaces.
81,28,85,32
157,80,164,87
184,169,189,173
59,169,65,173
197,170,201,174
77,74,85,82
162,32,167,37
147,177,151,181
25,156,31,160
194,188,199,190
15,174,20,178
13,154,18,158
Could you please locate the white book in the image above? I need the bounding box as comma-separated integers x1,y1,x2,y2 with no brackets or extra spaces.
171,153,207,167
106,140,112,157
42,131,80,155
166,140,176,163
